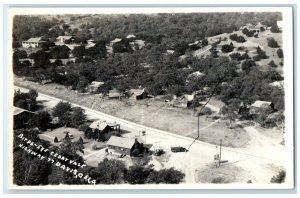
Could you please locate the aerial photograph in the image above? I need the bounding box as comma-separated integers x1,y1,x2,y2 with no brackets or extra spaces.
10,9,291,188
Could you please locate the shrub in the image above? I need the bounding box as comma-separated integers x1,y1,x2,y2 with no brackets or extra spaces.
221,43,234,53
78,123,89,132
202,38,208,47
241,60,256,72
54,136,59,143
211,177,227,184
267,38,279,48
230,53,241,61
230,34,246,43
237,46,245,51
270,23,281,33
268,60,278,68
230,52,250,61
277,48,284,58
242,28,254,37
253,46,268,61
201,107,213,115
271,170,286,183
260,27,265,32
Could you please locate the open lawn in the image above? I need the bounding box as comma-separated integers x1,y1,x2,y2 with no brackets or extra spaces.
195,162,253,184
16,76,249,147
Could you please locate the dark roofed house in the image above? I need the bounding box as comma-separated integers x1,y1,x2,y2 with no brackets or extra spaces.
22,37,45,48
129,89,148,100
89,120,120,141
106,136,146,157
14,106,35,129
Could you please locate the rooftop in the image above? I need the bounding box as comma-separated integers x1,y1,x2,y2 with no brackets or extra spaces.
24,37,43,43
89,120,111,130
251,100,272,108
14,106,33,116
89,81,105,88
107,136,136,149
130,89,146,96
111,38,122,43
126,34,136,39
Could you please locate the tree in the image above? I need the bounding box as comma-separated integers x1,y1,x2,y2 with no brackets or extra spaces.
28,89,38,101
277,48,284,58
253,46,268,61
54,136,59,143
200,107,213,115
76,76,89,92
28,111,52,131
92,159,126,184
270,23,281,33
49,45,70,59
221,43,234,53
268,60,278,68
147,168,185,184
241,60,256,73
202,38,208,47
124,165,151,184
72,45,86,57
52,101,72,119
219,99,241,125
242,28,254,37
267,38,279,48
77,136,84,144
271,170,286,183
69,107,86,128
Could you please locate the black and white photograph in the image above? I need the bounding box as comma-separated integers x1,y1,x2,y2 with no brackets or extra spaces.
6,6,295,190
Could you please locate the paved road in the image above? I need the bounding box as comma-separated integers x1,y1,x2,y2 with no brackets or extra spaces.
15,86,285,183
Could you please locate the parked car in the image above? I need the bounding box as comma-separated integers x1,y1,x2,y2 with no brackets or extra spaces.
171,147,188,153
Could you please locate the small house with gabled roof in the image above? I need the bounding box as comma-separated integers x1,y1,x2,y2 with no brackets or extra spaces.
106,136,145,156
22,37,45,48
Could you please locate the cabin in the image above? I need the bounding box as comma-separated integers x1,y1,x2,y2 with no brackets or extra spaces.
250,100,275,114
22,37,45,48
172,94,195,109
87,81,105,93
89,120,120,141
129,89,148,100
106,136,145,157
108,88,125,100
14,106,35,129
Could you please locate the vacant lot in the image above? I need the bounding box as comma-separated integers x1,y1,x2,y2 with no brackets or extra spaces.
196,162,253,184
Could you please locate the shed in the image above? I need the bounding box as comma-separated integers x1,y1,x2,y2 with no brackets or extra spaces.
108,88,125,100
129,89,148,100
250,100,275,114
87,81,105,93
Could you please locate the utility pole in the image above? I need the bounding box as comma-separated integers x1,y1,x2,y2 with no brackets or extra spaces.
219,139,222,167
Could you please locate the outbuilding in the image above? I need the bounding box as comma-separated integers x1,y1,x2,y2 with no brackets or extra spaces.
106,136,145,156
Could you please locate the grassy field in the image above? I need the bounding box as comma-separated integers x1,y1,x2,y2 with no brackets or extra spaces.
195,162,253,184
15,76,249,148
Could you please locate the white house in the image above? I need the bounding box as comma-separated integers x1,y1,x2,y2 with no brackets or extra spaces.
22,37,45,48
